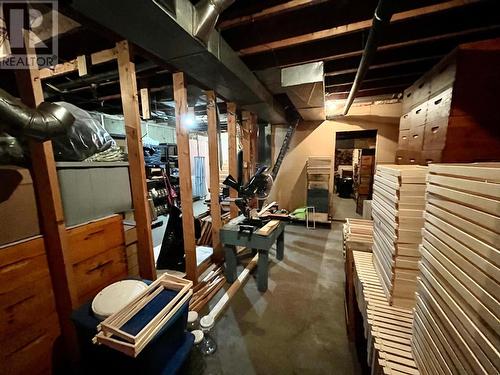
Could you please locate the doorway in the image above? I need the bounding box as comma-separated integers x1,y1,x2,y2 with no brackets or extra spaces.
332,130,377,220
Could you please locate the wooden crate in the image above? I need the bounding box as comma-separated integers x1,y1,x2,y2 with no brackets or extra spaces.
0,236,60,374
66,215,128,305
396,38,500,164
411,163,500,375
371,165,427,308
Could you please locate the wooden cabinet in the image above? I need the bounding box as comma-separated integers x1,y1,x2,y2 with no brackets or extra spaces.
397,38,500,164
0,237,60,375
66,215,128,306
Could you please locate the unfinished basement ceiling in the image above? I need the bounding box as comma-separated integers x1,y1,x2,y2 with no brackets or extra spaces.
216,0,500,110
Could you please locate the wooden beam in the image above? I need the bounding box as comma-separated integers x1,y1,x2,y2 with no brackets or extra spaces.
91,47,118,65
241,111,251,183
218,0,328,30
15,30,79,365
173,72,198,282
39,59,78,79
140,88,151,120
76,55,88,77
227,102,238,218
116,41,156,280
206,91,223,262
249,113,258,177
238,0,479,56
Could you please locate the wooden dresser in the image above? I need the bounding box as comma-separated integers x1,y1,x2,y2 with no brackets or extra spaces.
0,237,60,375
397,38,500,165
66,215,128,306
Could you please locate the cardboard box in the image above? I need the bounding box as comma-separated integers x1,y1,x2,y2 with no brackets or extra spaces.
0,166,40,246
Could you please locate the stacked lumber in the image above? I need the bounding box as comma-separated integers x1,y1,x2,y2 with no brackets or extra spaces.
344,218,373,340
353,251,419,375
189,265,225,312
197,216,213,247
411,163,500,375
371,164,428,308
343,218,373,254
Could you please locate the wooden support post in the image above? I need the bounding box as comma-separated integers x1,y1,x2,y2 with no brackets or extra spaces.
206,91,223,262
249,113,258,176
140,88,151,119
173,72,197,282
15,30,79,364
227,102,238,218
241,111,251,183
116,41,156,280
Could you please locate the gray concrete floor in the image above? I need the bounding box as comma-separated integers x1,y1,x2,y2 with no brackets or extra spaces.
331,195,361,221
183,223,362,375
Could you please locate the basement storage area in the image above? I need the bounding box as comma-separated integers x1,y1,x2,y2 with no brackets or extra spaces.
0,0,499,374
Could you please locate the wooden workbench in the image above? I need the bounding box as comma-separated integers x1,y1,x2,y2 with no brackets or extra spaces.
220,216,286,292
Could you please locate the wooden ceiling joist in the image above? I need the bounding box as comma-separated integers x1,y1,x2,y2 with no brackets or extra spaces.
238,0,479,56
218,0,328,30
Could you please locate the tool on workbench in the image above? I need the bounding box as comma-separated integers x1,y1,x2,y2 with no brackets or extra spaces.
223,165,274,231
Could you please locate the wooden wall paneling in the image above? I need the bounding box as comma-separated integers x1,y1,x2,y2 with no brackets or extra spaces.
241,111,251,183
206,91,223,262
173,72,197,282
227,102,239,218
14,30,79,367
116,41,156,280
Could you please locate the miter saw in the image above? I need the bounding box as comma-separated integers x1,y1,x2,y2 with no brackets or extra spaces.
223,165,274,232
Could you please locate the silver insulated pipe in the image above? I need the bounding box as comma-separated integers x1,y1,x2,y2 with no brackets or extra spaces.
0,88,74,140
194,0,235,44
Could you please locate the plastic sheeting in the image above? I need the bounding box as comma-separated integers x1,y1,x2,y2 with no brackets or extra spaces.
51,102,120,161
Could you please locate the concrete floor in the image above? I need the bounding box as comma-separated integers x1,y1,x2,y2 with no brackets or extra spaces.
182,224,362,375
331,195,362,221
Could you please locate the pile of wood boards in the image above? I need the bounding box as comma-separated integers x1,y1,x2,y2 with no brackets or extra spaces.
371,164,428,308
411,163,500,375
343,218,373,254
196,212,231,247
189,266,225,312
353,251,419,375
344,218,373,340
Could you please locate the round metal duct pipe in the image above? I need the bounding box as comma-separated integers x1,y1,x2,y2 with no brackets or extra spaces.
0,88,74,140
194,0,235,44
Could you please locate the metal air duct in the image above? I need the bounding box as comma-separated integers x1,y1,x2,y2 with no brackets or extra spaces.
343,0,396,115
0,88,74,140
281,62,325,121
65,0,287,124
194,0,235,45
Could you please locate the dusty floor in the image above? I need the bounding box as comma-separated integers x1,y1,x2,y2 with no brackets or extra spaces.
331,195,361,221
182,223,363,375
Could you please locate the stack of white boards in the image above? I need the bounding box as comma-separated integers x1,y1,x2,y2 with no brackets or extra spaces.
411,163,500,375
371,164,428,308
343,218,373,254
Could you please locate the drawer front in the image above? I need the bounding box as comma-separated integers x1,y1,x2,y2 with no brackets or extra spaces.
430,61,456,96
410,102,427,129
399,113,411,130
0,237,49,294
421,150,442,165
0,312,60,375
67,215,124,264
426,88,452,123
402,85,416,113
412,77,431,105
396,150,421,165
73,245,127,304
0,275,56,339
408,125,425,151
124,226,137,246
423,118,448,151
398,130,410,149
